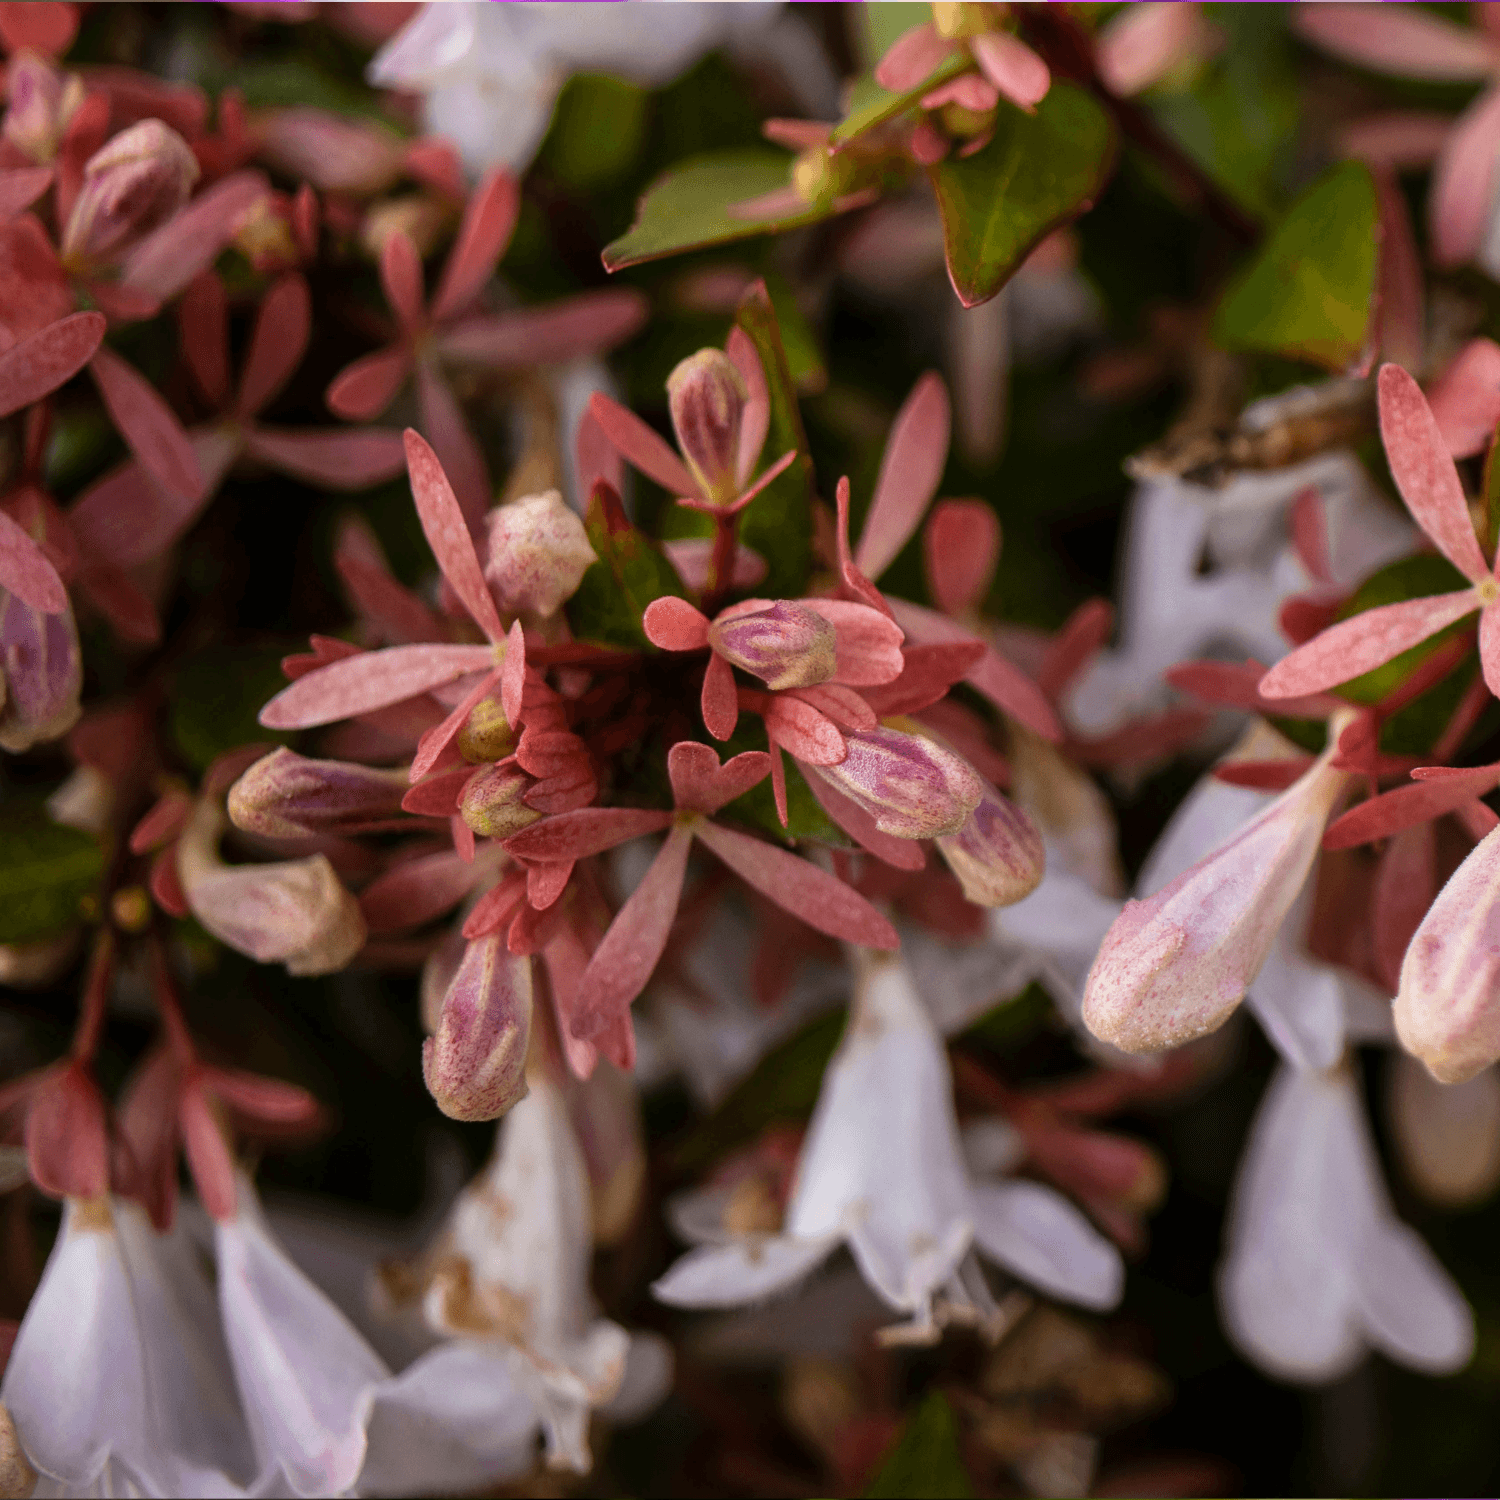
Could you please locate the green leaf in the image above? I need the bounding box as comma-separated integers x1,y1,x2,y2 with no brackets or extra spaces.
569,481,688,648
0,813,104,945
864,1393,975,1500
1212,160,1378,372
831,52,970,146
763,271,827,394
539,73,647,190
171,644,297,772
602,149,835,271
929,84,1117,308
734,280,815,597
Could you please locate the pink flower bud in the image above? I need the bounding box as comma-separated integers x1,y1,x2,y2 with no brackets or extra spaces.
2,54,83,163
457,693,518,764
227,748,408,839
1396,824,1500,1084
483,490,597,620
177,801,366,975
0,590,81,753
812,725,983,839
667,349,747,506
422,935,533,1121
459,762,542,839
1083,751,1348,1054
936,781,1045,906
707,599,837,691
60,119,200,269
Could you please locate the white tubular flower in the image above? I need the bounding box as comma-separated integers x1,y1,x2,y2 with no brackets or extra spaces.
653,954,1124,1343
2,1198,252,1497
1218,1061,1474,1384
214,1176,390,1497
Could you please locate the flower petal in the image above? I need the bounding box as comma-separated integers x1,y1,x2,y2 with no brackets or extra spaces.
651,1235,837,1307
1293,2,1499,78
970,30,1051,111
969,1179,1124,1309
874,22,952,91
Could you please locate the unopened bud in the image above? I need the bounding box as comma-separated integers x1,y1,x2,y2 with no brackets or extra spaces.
2,52,83,164
227,748,408,839
177,800,366,975
422,935,533,1121
667,350,746,506
483,490,596,619
936,781,1045,906
61,119,200,269
707,599,837,691
1083,749,1348,1055
459,762,541,839
1396,824,1500,1084
814,725,983,839
791,146,857,210
456,694,517,764
0,592,82,753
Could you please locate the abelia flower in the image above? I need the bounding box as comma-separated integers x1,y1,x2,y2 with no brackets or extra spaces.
1262,365,1500,702
653,953,1122,1342
484,488,597,622
326,169,645,528
1219,1060,1473,1384
935,775,1045,907
808,723,982,840
227,747,409,840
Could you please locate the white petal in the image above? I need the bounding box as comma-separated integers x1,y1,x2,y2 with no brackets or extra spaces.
601,1331,674,1425
665,1184,737,1246
651,1235,836,1307
368,1,480,86
1246,937,1347,1072
1355,1221,1474,1374
216,1181,389,1497
969,1180,1124,1310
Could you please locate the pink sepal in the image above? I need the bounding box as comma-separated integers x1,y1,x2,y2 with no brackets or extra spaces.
1428,338,1500,459
410,666,502,782
25,1062,109,1200
588,391,697,497
856,371,950,581
644,595,711,650
875,22,954,92
0,310,104,419
89,346,204,502
702,650,739,739
970,30,1051,112
668,740,771,813
0,506,66,612
326,345,411,420
120,169,270,301
803,767,926,870
431,168,520,322
259,641,494,729
924,497,1000,617
505,806,675,863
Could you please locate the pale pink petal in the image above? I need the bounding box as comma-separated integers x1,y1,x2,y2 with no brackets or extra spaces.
380,229,425,334
0,167,53,220
575,823,693,1025
120,170,270,301
701,649,739,739
802,767,927,870
403,427,504,641
724,447,797,514
587,392,697,496
1289,488,1333,584
1375,170,1425,372
727,324,770,488
924,498,1000,616
801,597,906,686
922,73,1001,112
1293,3,1499,79
249,106,401,192
790,682,878,731
971,31,1052,112
0,311,104,419
643,595,711,650
1428,338,1500,459
415,359,491,536
1430,82,1500,267
1340,110,1454,170
259,642,494,729
238,273,311,418
1096,1,1208,95
855,372,951,580
762,118,835,150
696,819,899,948
726,185,813,221
1379,363,1489,579
0,508,66,613
431,168,520,323
326,345,412,421
1325,762,1500,848
243,425,408,489
505,806,676,862
90,346,205,502
1260,589,1480,698
875,22,953,91
500,618,525,727
668,740,770,813
437,289,646,367
410,667,502,782
178,271,230,408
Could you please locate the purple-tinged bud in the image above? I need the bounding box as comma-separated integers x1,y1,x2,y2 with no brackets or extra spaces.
457,694,517,764
813,724,983,839
177,801,366,976
1396,824,1500,1084
60,119,200,269
667,349,746,506
936,781,1045,906
707,599,837,691
422,935,533,1121
2,53,83,164
227,748,408,839
1083,748,1348,1055
459,762,542,839
0,589,81,753
484,490,596,620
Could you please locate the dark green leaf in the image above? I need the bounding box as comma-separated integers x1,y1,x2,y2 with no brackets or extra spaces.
539,73,648,190
1212,160,1378,372
929,84,1116,308
171,645,297,772
864,1392,975,1500
569,482,688,648
0,814,104,945
734,280,815,597
831,53,970,146
602,150,835,272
